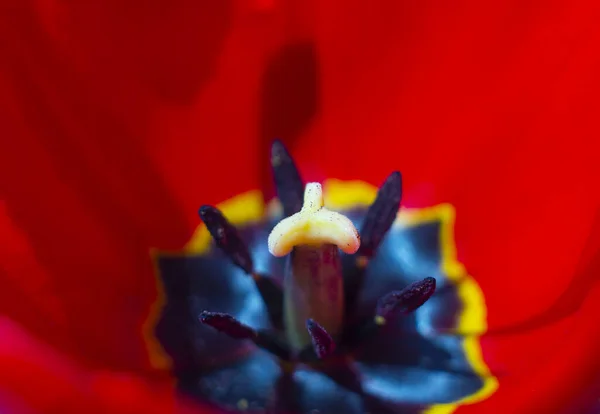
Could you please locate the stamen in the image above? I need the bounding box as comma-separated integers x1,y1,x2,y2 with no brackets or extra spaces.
358,171,403,259
271,139,305,217
200,311,256,339
306,319,336,359
344,172,402,321
200,311,291,360
268,183,360,257
376,277,437,322
198,205,254,274
198,206,284,329
341,277,437,351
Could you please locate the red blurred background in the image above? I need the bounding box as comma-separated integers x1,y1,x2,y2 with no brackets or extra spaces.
1,1,600,413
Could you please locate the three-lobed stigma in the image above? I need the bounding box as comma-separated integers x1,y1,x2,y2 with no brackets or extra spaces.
268,182,360,257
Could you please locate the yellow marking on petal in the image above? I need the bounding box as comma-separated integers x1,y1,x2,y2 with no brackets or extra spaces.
237,399,249,410
268,183,360,257
323,179,378,208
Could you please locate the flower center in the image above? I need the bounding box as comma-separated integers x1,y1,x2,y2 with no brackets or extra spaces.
268,183,360,352
197,140,436,368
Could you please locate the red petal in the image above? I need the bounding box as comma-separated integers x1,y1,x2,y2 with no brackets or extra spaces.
0,202,71,353
2,1,600,412
293,2,600,413
0,317,221,414
0,1,315,371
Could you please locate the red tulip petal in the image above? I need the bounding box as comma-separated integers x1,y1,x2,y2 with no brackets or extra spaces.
0,202,71,351
0,317,224,414
296,2,600,412
0,1,317,372
2,1,599,412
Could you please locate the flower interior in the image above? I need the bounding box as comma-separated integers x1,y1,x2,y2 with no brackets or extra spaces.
199,141,435,368
154,139,492,413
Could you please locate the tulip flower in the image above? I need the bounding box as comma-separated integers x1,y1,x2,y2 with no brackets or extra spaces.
149,139,494,413
1,1,600,414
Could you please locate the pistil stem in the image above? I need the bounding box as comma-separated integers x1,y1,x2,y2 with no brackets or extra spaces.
284,244,344,351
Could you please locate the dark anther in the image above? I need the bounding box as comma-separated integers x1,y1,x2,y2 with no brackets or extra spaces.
271,139,304,217
200,311,292,361
344,172,402,322
376,277,437,321
198,205,254,274
200,311,256,339
341,277,437,351
306,319,336,359
358,171,403,259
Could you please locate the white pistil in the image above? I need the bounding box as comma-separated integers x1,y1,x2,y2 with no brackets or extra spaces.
268,183,361,353
268,183,360,257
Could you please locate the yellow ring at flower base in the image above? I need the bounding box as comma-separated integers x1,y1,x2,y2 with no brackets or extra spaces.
144,179,498,413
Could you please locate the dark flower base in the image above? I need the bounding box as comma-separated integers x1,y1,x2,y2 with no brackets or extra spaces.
154,203,489,413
